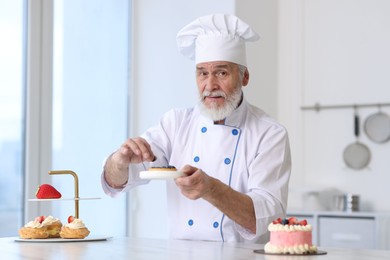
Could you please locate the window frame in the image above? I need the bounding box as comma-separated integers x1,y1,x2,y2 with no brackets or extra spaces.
24,0,54,221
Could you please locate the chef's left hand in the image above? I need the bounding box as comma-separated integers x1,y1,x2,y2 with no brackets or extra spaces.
175,165,216,200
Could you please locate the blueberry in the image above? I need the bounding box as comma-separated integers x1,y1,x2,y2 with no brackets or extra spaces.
281,219,289,225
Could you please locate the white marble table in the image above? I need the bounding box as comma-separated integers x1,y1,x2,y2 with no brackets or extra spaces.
1,236,390,260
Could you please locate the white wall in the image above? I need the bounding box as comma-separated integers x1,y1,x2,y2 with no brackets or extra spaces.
279,0,390,212
237,0,279,118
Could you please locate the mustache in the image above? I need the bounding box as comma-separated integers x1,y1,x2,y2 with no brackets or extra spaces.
202,90,227,99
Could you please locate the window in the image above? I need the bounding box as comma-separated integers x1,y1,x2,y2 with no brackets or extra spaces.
0,0,130,237
51,0,129,236
0,0,26,237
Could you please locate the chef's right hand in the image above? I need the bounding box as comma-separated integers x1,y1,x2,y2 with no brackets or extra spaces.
111,137,155,168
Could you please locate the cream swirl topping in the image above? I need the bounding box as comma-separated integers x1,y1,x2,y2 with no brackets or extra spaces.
65,218,86,229
24,220,44,228
24,216,61,228
42,216,61,225
264,242,317,254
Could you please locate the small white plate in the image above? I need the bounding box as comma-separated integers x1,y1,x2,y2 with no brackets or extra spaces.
15,236,112,243
139,170,185,180
28,197,101,201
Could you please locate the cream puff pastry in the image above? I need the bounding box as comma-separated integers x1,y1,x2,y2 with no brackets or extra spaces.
60,216,90,239
43,216,63,238
19,216,62,239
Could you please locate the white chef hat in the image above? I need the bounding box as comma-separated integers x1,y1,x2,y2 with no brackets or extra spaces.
176,14,260,67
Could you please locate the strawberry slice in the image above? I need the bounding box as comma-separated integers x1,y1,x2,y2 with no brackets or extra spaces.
35,184,62,199
272,217,282,224
68,215,75,223
298,219,308,226
34,215,46,223
288,217,298,225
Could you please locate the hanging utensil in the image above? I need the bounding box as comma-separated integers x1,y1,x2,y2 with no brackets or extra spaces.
343,110,371,170
364,105,390,143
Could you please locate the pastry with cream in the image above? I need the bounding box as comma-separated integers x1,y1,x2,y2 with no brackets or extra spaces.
19,215,62,239
60,216,90,239
42,215,63,238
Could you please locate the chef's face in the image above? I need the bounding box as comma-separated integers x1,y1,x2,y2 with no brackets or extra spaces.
196,61,249,121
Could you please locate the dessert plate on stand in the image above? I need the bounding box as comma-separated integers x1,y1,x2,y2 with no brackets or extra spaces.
15,236,112,243
28,198,101,201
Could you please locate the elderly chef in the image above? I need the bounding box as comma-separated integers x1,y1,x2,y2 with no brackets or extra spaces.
102,13,291,243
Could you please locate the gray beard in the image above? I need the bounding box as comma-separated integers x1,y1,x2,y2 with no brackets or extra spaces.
199,87,243,121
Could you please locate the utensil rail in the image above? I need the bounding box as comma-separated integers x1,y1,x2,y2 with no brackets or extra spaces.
301,102,390,112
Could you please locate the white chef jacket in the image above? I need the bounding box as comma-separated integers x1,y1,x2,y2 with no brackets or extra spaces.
102,98,291,243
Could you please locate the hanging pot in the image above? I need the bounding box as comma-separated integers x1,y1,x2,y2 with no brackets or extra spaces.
364,108,390,143
343,113,371,170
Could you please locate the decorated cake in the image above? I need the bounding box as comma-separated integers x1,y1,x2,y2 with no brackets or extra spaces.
264,217,317,254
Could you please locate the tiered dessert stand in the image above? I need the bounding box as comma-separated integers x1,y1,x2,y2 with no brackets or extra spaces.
28,170,100,218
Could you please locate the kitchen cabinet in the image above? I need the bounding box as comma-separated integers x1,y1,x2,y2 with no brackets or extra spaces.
287,211,390,250
318,216,374,249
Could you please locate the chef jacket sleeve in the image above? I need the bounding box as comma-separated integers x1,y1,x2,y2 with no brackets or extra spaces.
234,125,291,241
101,109,177,197
101,156,150,198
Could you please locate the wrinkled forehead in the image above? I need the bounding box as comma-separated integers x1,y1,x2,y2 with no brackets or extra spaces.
196,61,238,71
